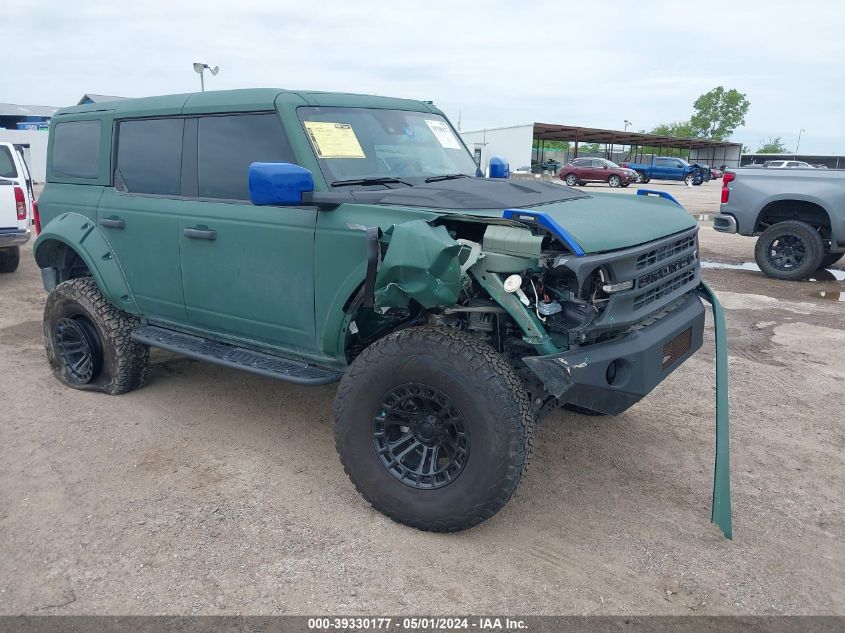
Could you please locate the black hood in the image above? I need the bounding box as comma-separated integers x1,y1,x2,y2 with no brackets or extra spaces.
347,177,590,210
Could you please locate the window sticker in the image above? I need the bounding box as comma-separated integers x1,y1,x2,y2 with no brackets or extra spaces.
303,121,366,158
424,119,461,150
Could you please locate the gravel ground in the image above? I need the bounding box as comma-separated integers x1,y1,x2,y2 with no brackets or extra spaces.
0,181,843,615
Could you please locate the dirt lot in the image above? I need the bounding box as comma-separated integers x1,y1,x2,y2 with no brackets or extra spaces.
1,180,843,615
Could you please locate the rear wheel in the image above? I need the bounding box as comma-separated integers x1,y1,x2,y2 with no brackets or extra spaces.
44,277,150,394
754,221,825,281
564,173,578,186
0,246,20,273
608,174,621,188
818,252,844,269
334,327,534,532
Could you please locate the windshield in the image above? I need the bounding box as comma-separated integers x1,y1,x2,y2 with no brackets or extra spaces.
600,158,621,169
677,158,691,167
297,107,479,186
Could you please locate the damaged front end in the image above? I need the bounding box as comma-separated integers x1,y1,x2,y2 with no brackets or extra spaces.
343,207,731,538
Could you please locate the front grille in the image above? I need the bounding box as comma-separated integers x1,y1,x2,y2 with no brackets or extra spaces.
636,234,696,269
638,253,696,289
632,267,696,311
662,328,692,369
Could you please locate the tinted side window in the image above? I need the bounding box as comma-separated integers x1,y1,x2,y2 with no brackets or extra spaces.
197,114,295,200
52,120,101,179
0,147,16,178
116,118,183,195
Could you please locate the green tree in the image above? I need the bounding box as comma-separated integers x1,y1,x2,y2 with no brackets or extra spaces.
689,86,750,140
650,121,696,138
756,137,788,153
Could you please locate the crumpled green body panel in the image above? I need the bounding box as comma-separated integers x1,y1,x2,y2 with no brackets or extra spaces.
374,220,463,309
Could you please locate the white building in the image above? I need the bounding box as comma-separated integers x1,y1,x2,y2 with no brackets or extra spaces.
460,125,534,175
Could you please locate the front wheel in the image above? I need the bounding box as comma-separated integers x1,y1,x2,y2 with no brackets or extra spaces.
564,173,578,186
44,277,150,394
0,246,20,273
684,173,695,186
334,327,534,532
754,221,825,281
608,175,621,188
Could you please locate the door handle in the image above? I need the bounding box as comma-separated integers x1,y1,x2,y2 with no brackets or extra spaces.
99,217,125,229
183,227,217,241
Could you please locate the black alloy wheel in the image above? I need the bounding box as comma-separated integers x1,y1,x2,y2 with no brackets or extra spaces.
764,232,809,272
373,383,470,490
53,315,103,384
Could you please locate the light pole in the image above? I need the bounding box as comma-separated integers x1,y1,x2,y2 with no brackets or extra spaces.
192,62,219,92
624,119,631,131
796,128,806,157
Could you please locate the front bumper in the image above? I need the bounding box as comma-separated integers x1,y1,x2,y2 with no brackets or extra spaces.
523,291,705,414
713,214,738,234
0,228,30,248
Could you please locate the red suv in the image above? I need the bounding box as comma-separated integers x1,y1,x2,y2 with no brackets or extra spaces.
560,158,637,188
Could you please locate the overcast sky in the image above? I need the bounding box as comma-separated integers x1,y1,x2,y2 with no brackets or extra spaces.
5,0,844,153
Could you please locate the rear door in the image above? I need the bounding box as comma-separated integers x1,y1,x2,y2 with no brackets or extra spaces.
177,112,318,353
98,117,188,322
651,157,666,179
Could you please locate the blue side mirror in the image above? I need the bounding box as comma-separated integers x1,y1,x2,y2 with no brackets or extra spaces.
489,156,509,179
249,162,314,205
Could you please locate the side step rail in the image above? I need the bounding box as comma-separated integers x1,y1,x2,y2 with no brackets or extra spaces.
132,325,343,386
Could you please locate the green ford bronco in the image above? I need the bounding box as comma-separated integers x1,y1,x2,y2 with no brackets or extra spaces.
33,89,731,534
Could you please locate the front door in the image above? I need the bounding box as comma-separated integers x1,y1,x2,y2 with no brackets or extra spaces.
177,112,318,354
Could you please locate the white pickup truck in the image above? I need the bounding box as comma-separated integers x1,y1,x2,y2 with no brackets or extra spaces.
0,178,30,272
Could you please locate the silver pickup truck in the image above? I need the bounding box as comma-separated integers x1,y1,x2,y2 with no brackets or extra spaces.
714,168,844,280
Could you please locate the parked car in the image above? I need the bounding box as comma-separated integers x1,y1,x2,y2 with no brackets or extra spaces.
34,88,719,533
710,167,724,179
0,177,30,273
623,157,704,186
715,168,845,279
762,160,813,169
0,141,35,219
560,157,636,188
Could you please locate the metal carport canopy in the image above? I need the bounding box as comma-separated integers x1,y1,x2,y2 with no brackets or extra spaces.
533,122,739,150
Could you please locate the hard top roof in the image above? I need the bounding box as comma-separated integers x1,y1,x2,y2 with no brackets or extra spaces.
54,88,439,118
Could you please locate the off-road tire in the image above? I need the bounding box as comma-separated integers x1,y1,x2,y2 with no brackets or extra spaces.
334,326,535,532
818,252,844,269
0,246,20,273
44,277,150,394
754,221,825,281
608,175,621,188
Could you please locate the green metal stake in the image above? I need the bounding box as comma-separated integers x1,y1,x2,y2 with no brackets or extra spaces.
698,281,732,539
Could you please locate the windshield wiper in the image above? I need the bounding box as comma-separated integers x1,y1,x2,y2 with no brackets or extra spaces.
331,177,412,187
424,173,470,183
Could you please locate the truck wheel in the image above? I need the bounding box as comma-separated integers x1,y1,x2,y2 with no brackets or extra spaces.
684,173,694,186
334,326,534,532
608,175,621,188
43,277,150,394
0,246,20,273
564,173,578,186
818,252,843,269
754,221,825,281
